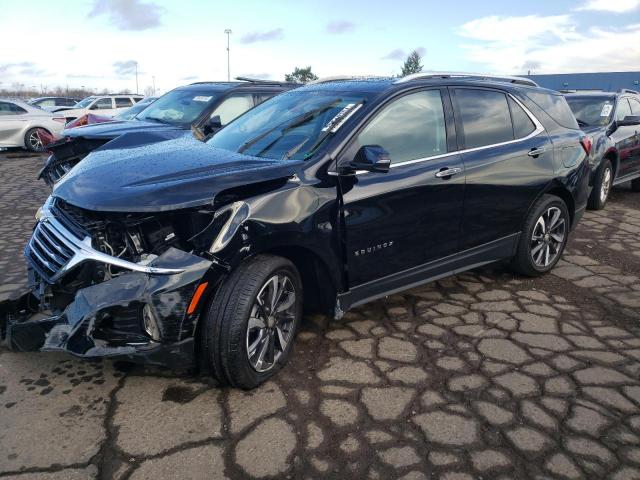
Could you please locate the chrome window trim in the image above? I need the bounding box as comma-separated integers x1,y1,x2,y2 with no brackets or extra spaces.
329,92,544,176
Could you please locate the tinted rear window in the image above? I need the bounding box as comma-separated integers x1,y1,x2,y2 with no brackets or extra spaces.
455,89,513,149
509,97,536,138
526,92,579,129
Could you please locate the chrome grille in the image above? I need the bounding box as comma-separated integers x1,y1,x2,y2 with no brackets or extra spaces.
25,198,186,283
26,218,79,283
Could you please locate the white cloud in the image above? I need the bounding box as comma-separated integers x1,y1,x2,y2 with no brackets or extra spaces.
576,0,640,13
458,15,640,74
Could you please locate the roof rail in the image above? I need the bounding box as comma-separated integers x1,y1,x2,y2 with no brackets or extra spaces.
619,88,639,95
394,72,539,87
308,75,359,85
235,76,290,85
308,75,388,85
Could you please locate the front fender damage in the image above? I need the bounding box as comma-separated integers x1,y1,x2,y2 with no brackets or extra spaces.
3,248,212,368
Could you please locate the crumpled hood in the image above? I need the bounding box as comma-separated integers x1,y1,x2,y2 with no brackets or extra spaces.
52,135,303,212
64,119,183,139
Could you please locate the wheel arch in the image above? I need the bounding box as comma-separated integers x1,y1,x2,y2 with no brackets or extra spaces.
521,181,576,233
602,148,619,179
260,245,339,316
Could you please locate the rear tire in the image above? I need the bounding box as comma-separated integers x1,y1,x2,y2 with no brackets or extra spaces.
631,178,640,192
511,194,570,277
200,255,302,389
24,128,47,152
587,159,612,210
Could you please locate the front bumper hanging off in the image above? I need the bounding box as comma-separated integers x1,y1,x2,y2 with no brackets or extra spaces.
2,248,213,369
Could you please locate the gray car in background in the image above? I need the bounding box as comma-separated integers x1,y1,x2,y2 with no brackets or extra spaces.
0,99,66,152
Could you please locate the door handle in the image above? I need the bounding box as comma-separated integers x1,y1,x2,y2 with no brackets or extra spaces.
527,148,546,157
435,167,463,178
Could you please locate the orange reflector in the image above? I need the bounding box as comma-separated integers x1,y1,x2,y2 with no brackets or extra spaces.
187,282,209,315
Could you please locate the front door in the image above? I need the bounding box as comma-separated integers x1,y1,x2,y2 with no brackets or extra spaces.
338,88,465,292
617,97,640,179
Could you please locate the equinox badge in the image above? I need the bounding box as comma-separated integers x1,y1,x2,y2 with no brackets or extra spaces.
354,240,394,257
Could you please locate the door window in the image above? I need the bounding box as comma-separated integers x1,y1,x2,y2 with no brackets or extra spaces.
0,102,26,115
509,97,536,138
354,90,447,164
616,98,632,121
210,94,255,125
628,98,640,116
38,99,56,107
255,93,276,105
115,97,133,108
455,89,513,149
92,98,113,110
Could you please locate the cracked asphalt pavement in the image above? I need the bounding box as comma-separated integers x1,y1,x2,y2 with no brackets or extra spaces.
1,150,640,479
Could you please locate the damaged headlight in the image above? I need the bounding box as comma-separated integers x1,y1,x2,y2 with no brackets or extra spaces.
209,201,250,253
142,304,161,341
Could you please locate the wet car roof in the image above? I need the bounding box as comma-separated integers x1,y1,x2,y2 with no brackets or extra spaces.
174,82,244,92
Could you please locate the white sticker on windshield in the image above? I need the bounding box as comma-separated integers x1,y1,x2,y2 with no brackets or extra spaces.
193,96,212,102
601,104,613,117
321,103,363,133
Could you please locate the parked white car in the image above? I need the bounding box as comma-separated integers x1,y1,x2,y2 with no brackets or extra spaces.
0,99,66,152
51,94,144,121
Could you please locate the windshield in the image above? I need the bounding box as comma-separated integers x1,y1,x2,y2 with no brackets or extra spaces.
565,96,615,127
75,96,96,109
208,90,370,160
136,89,221,127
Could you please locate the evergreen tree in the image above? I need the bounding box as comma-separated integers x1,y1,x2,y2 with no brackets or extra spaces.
401,50,423,76
285,66,319,84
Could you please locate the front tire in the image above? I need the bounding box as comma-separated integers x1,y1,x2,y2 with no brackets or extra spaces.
200,255,303,389
512,194,570,277
587,159,612,210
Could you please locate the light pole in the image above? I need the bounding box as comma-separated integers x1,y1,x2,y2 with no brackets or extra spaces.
224,28,232,81
135,61,139,94
152,76,156,95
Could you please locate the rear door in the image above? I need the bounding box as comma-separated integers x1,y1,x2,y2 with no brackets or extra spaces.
0,101,28,147
114,97,134,114
339,88,465,290
90,97,116,117
451,87,553,250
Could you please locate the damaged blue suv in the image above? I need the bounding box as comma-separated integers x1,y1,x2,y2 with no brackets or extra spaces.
3,73,590,389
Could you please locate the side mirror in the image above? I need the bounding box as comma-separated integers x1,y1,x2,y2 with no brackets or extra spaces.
207,115,223,131
618,115,640,127
345,145,391,174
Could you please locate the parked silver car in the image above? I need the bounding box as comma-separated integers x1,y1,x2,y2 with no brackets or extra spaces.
0,99,66,152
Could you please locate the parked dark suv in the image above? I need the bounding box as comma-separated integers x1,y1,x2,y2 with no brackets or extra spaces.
3,73,590,389
39,78,296,186
564,89,640,209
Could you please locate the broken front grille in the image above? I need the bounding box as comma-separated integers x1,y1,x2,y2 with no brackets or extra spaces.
42,161,74,186
25,216,81,283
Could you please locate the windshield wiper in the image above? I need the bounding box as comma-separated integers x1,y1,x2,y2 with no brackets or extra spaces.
237,100,341,155
575,118,589,127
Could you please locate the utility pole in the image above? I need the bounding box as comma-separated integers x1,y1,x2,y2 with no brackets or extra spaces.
152,76,156,95
135,61,139,94
224,28,232,81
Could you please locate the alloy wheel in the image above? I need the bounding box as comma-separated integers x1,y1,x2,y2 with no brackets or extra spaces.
246,273,296,372
600,167,611,204
28,130,43,151
530,206,566,268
